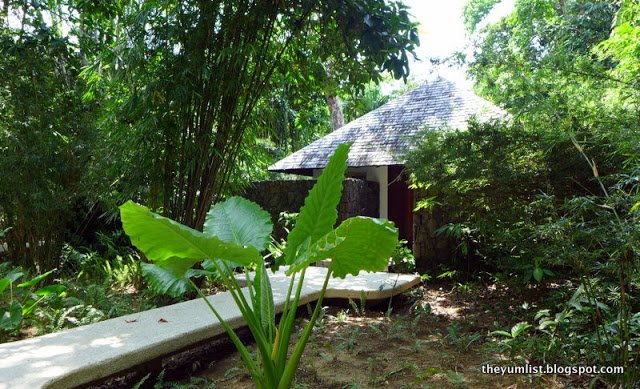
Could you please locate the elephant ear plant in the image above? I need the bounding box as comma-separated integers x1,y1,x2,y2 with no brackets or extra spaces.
119,143,398,388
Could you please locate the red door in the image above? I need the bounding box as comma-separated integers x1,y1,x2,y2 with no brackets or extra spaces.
387,165,413,245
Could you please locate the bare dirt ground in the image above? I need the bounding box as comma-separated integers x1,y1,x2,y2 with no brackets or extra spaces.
166,282,574,389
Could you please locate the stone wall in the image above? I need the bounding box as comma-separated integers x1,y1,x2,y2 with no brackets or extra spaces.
245,178,456,272
411,189,454,273
244,178,379,239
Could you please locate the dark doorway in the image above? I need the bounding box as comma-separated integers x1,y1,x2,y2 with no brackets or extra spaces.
387,165,413,245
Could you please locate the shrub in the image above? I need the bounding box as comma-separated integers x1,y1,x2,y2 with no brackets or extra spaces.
0,24,97,271
0,263,67,341
388,239,416,273
407,119,640,386
405,119,626,277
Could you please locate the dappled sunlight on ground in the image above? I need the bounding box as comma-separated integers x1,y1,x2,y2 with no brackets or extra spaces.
423,287,465,319
178,283,569,389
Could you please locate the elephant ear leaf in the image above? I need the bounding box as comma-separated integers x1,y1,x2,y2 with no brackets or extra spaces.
328,217,398,278
141,263,211,297
253,262,274,338
283,143,350,265
120,201,261,296
287,217,398,278
204,196,273,251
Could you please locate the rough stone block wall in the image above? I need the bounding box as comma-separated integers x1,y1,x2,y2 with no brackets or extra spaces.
244,178,379,239
412,189,454,273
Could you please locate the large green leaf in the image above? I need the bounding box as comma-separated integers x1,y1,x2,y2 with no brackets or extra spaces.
201,258,238,279
204,196,273,251
253,263,274,338
120,201,261,265
287,217,398,278
283,143,350,265
120,201,262,295
141,263,211,296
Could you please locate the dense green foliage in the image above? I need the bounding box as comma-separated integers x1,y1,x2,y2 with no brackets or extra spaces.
0,6,97,270
88,0,418,231
120,144,399,388
0,253,167,342
596,0,640,87
0,267,59,339
0,0,417,270
407,120,630,274
406,0,640,385
343,82,391,122
5,0,640,385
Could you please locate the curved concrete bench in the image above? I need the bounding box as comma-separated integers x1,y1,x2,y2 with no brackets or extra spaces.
0,267,420,389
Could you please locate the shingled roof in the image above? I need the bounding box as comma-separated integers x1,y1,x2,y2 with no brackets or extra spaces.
269,77,505,174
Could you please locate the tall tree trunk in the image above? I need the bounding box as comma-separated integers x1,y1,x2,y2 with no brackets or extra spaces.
326,92,344,131
324,60,345,131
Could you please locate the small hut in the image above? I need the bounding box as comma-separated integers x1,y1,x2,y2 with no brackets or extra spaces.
258,77,505,267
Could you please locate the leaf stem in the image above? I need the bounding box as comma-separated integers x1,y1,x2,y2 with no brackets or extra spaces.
189,280,262,385
278,268,332,389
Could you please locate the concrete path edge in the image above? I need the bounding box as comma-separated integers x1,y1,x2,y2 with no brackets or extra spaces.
0,267,420,389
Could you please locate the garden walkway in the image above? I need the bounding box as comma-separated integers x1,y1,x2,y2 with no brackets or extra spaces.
0,267,420,389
